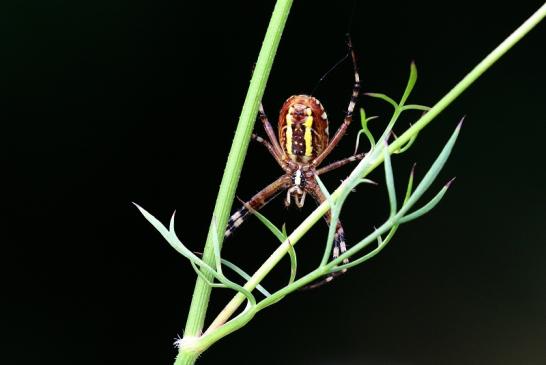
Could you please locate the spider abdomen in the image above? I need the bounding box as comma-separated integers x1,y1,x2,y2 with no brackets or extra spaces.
278,95,329,163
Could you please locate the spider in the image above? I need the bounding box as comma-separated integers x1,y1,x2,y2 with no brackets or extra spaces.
225,39,363,287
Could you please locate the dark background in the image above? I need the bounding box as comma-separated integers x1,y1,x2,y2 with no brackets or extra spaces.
5,1,546,364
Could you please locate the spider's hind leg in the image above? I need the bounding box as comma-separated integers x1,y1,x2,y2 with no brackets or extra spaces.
302,186,350,290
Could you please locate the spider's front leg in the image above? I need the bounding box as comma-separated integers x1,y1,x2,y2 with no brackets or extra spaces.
316,152,366,176
312,37,360,167
252,133,286,169
225,175,289,238
258,103,285,160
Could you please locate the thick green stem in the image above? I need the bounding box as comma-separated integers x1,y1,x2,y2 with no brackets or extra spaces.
175,351,199,365
204,2,546,336
175,0,293,364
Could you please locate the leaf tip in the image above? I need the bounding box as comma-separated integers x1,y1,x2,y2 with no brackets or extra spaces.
446,177,457,188
132,202,148,216
169,210,177,231
361,178,379,186
457,115,466,129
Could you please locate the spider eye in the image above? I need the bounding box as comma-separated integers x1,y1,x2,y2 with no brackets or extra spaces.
305,108,312,116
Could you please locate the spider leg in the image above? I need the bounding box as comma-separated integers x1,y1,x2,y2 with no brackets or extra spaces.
252,133,286,169
258,103,285,159
312,37,360,167
316,152,365,175
302,184,350,290
225,175,289,238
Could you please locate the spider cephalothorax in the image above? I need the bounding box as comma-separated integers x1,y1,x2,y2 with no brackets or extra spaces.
225,39,363,288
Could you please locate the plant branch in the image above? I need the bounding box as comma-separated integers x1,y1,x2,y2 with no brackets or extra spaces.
203,3,545,335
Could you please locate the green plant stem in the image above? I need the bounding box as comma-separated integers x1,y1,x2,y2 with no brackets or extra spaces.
175,0,293,363
204,2,546,335
381,2,546,167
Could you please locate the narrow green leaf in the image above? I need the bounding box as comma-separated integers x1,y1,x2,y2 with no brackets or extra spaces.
245,204,297,286
359,178,378,186
401,120,462,212
286,240,297,285
359,105,367,130
383,143,397,217
394,132,418,154
191,260,257,306
399,183,451,224
220,258,272,297
250,207,286,243
135,203,181,251
365,92,398,109
192,250,272,298
400,62,418,107
280,223,297,285
211,216,223,274
135,204,205,267
404,164,416,204
401,104,431,112
137,204,259,306
357,108,377,152
190,261,225,289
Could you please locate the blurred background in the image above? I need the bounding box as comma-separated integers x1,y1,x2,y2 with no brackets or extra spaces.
4,1,546,364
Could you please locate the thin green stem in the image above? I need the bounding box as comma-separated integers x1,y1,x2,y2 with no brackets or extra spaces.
175,0,293,363
381,2,546,162
202,3,545,339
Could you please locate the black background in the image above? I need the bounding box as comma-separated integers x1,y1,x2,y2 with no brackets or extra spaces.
5,1,546,364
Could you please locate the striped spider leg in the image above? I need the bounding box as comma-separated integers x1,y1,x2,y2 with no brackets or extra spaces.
225,37,361,289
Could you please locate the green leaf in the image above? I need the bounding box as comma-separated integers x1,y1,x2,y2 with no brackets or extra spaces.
250,206,286,243
136,204,259,306
365,92,398,109
394,132,418,154
135,204,205,266
401,120,462,212
190,261,225,289
356,108,377,152
359,178,378,186
402,104,431,112
286,240,297,285
219,258,272,297
246,205,297,286
359,105,367,130
382,143,397,216
400,62,418,106
211,216,223,274
404,164,416,204
399,180,453,224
